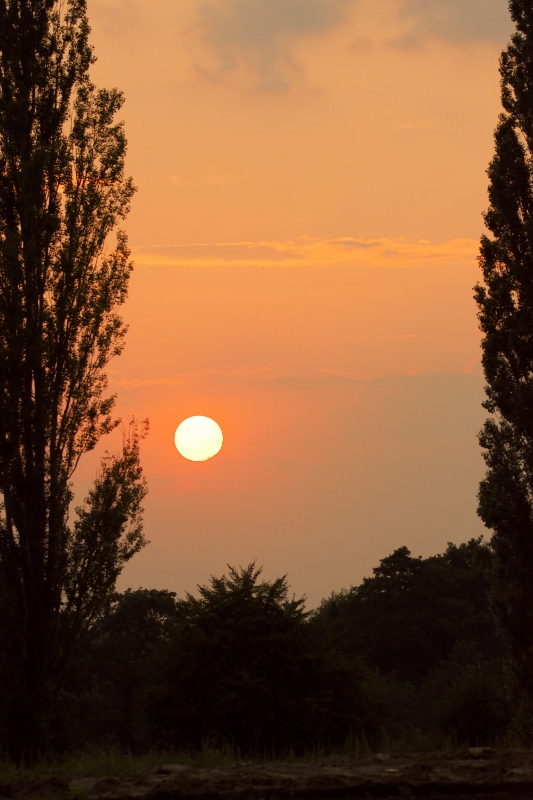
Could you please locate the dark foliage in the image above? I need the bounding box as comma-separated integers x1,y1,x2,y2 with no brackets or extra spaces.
312,539,499,685
60,545,512,755
0,0,145,762
311,539,512,745
474,0,533,726
420,643,511,746
143,565,374,755
55,589,179,752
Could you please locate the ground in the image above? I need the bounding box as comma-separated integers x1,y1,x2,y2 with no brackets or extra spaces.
3,747,533,799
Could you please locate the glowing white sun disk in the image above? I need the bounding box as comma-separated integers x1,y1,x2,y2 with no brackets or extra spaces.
175,416,223,462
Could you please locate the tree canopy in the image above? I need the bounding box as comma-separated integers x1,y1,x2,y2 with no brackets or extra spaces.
143,564,370,754
312,539,498,685
0,0,146,761
475,0,533,727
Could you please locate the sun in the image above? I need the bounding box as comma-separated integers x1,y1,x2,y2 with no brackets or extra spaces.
174,416,223,462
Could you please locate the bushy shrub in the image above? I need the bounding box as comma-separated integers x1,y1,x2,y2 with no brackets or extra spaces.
142,564,378,754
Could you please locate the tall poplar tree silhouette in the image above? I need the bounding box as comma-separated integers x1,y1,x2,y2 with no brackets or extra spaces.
0,0,147,761
476,0,533,724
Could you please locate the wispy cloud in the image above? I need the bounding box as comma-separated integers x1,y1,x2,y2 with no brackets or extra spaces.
393,0,512,47
90,0,142,36
195,0,354,89
109,377,187,390
132,236,479,270
193,0,513,86
321,368,371,380
110,365,279,391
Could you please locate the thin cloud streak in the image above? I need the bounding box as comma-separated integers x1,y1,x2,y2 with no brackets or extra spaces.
131,237,479,270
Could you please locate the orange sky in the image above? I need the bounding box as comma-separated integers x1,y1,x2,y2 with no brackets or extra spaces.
80,0,513,606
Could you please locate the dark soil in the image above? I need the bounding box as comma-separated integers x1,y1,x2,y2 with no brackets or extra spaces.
4,748,533,800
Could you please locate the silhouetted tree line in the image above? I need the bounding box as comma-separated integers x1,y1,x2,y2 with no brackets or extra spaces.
36,538,512,756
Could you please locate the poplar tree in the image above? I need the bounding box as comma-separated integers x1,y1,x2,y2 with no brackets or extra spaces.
0,0,147,761
475,0,533,725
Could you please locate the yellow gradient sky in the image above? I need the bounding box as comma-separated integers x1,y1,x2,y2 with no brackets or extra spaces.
80,0,513,605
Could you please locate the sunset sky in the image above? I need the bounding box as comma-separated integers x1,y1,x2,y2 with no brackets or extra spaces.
80,0,514,606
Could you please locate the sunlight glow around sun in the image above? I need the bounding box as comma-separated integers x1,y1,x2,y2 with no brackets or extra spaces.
174,416,223,462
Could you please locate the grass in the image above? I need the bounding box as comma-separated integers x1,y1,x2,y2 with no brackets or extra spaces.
0,729,521,787
58,742,239,778
0,742,239,786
